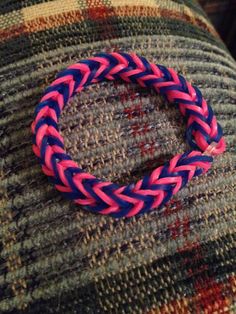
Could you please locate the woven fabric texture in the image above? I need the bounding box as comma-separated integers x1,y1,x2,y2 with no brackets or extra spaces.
0,0,236,313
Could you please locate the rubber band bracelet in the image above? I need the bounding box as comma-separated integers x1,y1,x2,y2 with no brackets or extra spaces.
31,52,226,218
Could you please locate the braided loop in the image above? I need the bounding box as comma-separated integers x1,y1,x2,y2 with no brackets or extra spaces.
31,52,226,218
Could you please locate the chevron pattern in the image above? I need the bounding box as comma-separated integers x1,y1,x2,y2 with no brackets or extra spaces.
31,52,226,218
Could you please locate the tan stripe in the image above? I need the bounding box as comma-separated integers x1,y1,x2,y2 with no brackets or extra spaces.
110,0,157,6
23,0,80,21
0,10,23,29
0,5,217,42
0,0,185,27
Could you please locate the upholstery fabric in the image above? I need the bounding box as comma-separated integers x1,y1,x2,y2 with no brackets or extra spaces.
0,0,235,313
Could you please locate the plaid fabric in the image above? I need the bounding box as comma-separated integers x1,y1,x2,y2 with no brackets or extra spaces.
0,0,236,313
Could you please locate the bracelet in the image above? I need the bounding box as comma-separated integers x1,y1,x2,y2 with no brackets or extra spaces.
31,52,226,218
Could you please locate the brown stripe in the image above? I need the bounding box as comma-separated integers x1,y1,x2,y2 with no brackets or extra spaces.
0,12,83,42
0,6,218,43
